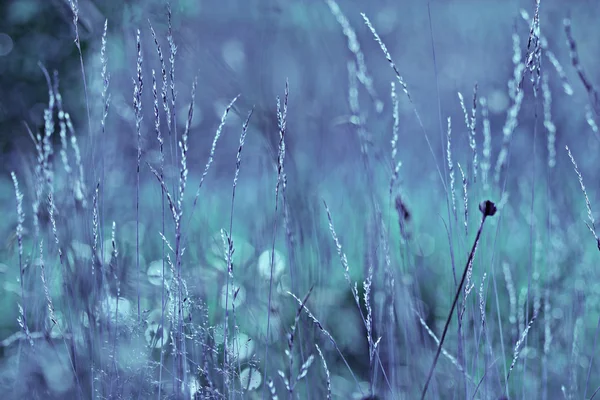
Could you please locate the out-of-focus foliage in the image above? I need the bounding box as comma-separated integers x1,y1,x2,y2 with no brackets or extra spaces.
2,0,600,399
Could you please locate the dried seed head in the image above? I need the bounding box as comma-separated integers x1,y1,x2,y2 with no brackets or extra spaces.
479,200,497,217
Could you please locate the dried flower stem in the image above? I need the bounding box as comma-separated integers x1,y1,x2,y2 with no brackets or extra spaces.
421,200,497,399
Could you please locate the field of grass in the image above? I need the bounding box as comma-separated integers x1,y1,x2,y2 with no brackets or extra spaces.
1,0,600,399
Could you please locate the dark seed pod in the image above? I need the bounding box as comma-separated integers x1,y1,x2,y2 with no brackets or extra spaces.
479,200,497,217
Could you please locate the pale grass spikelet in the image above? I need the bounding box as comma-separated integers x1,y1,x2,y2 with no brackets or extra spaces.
39,64,55,194
287,291,331,338
447,117,456,220
315,344,331,400
159,232,174,255
508,312,537,381
389,81,402,194
167,4,177,128
363,263,374,364
457,87,478,182
149,21,171,132
134,28,143,167
191,95,239,208
323,200,359,306
267,378,278,400
479,273,487,328
361,13,408,94
296,354,314,382
58,112,71,175
463,255,475,298
17,304,33,347
10,172,25,264
276,81,289,196
234,109,254,190
150,165,178,224
68,0,80,47
101,19,110,135
275,89,288,206
470,84,478,182
522,0,542,93
479,97,492,190
92,183,99,275
152,69,163,161
391,82,399,160
460,241,477,322
325,0,382,112
111,221,118,260
47,194,64,265
458,91,469,132
542,73,557,168
220,229,232,277
177,78,198,219
457,162,468,236
566,145,600,248
519,9,573,96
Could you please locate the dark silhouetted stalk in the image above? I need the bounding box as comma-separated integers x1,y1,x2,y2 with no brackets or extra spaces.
421,200,497,399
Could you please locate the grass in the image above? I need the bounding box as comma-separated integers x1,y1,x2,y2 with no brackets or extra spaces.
1,0,600,399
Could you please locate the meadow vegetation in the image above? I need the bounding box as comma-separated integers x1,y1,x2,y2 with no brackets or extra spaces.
1,0,600,399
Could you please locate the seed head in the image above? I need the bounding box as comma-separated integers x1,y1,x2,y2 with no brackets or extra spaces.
479,200,497,217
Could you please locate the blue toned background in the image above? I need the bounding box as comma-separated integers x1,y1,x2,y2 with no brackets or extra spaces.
0,0,599,399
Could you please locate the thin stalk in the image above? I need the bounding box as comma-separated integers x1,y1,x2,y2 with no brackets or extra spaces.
421,201,497,399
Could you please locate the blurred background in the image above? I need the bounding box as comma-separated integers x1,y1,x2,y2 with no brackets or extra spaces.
1,0,598,172
1,0,600,398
